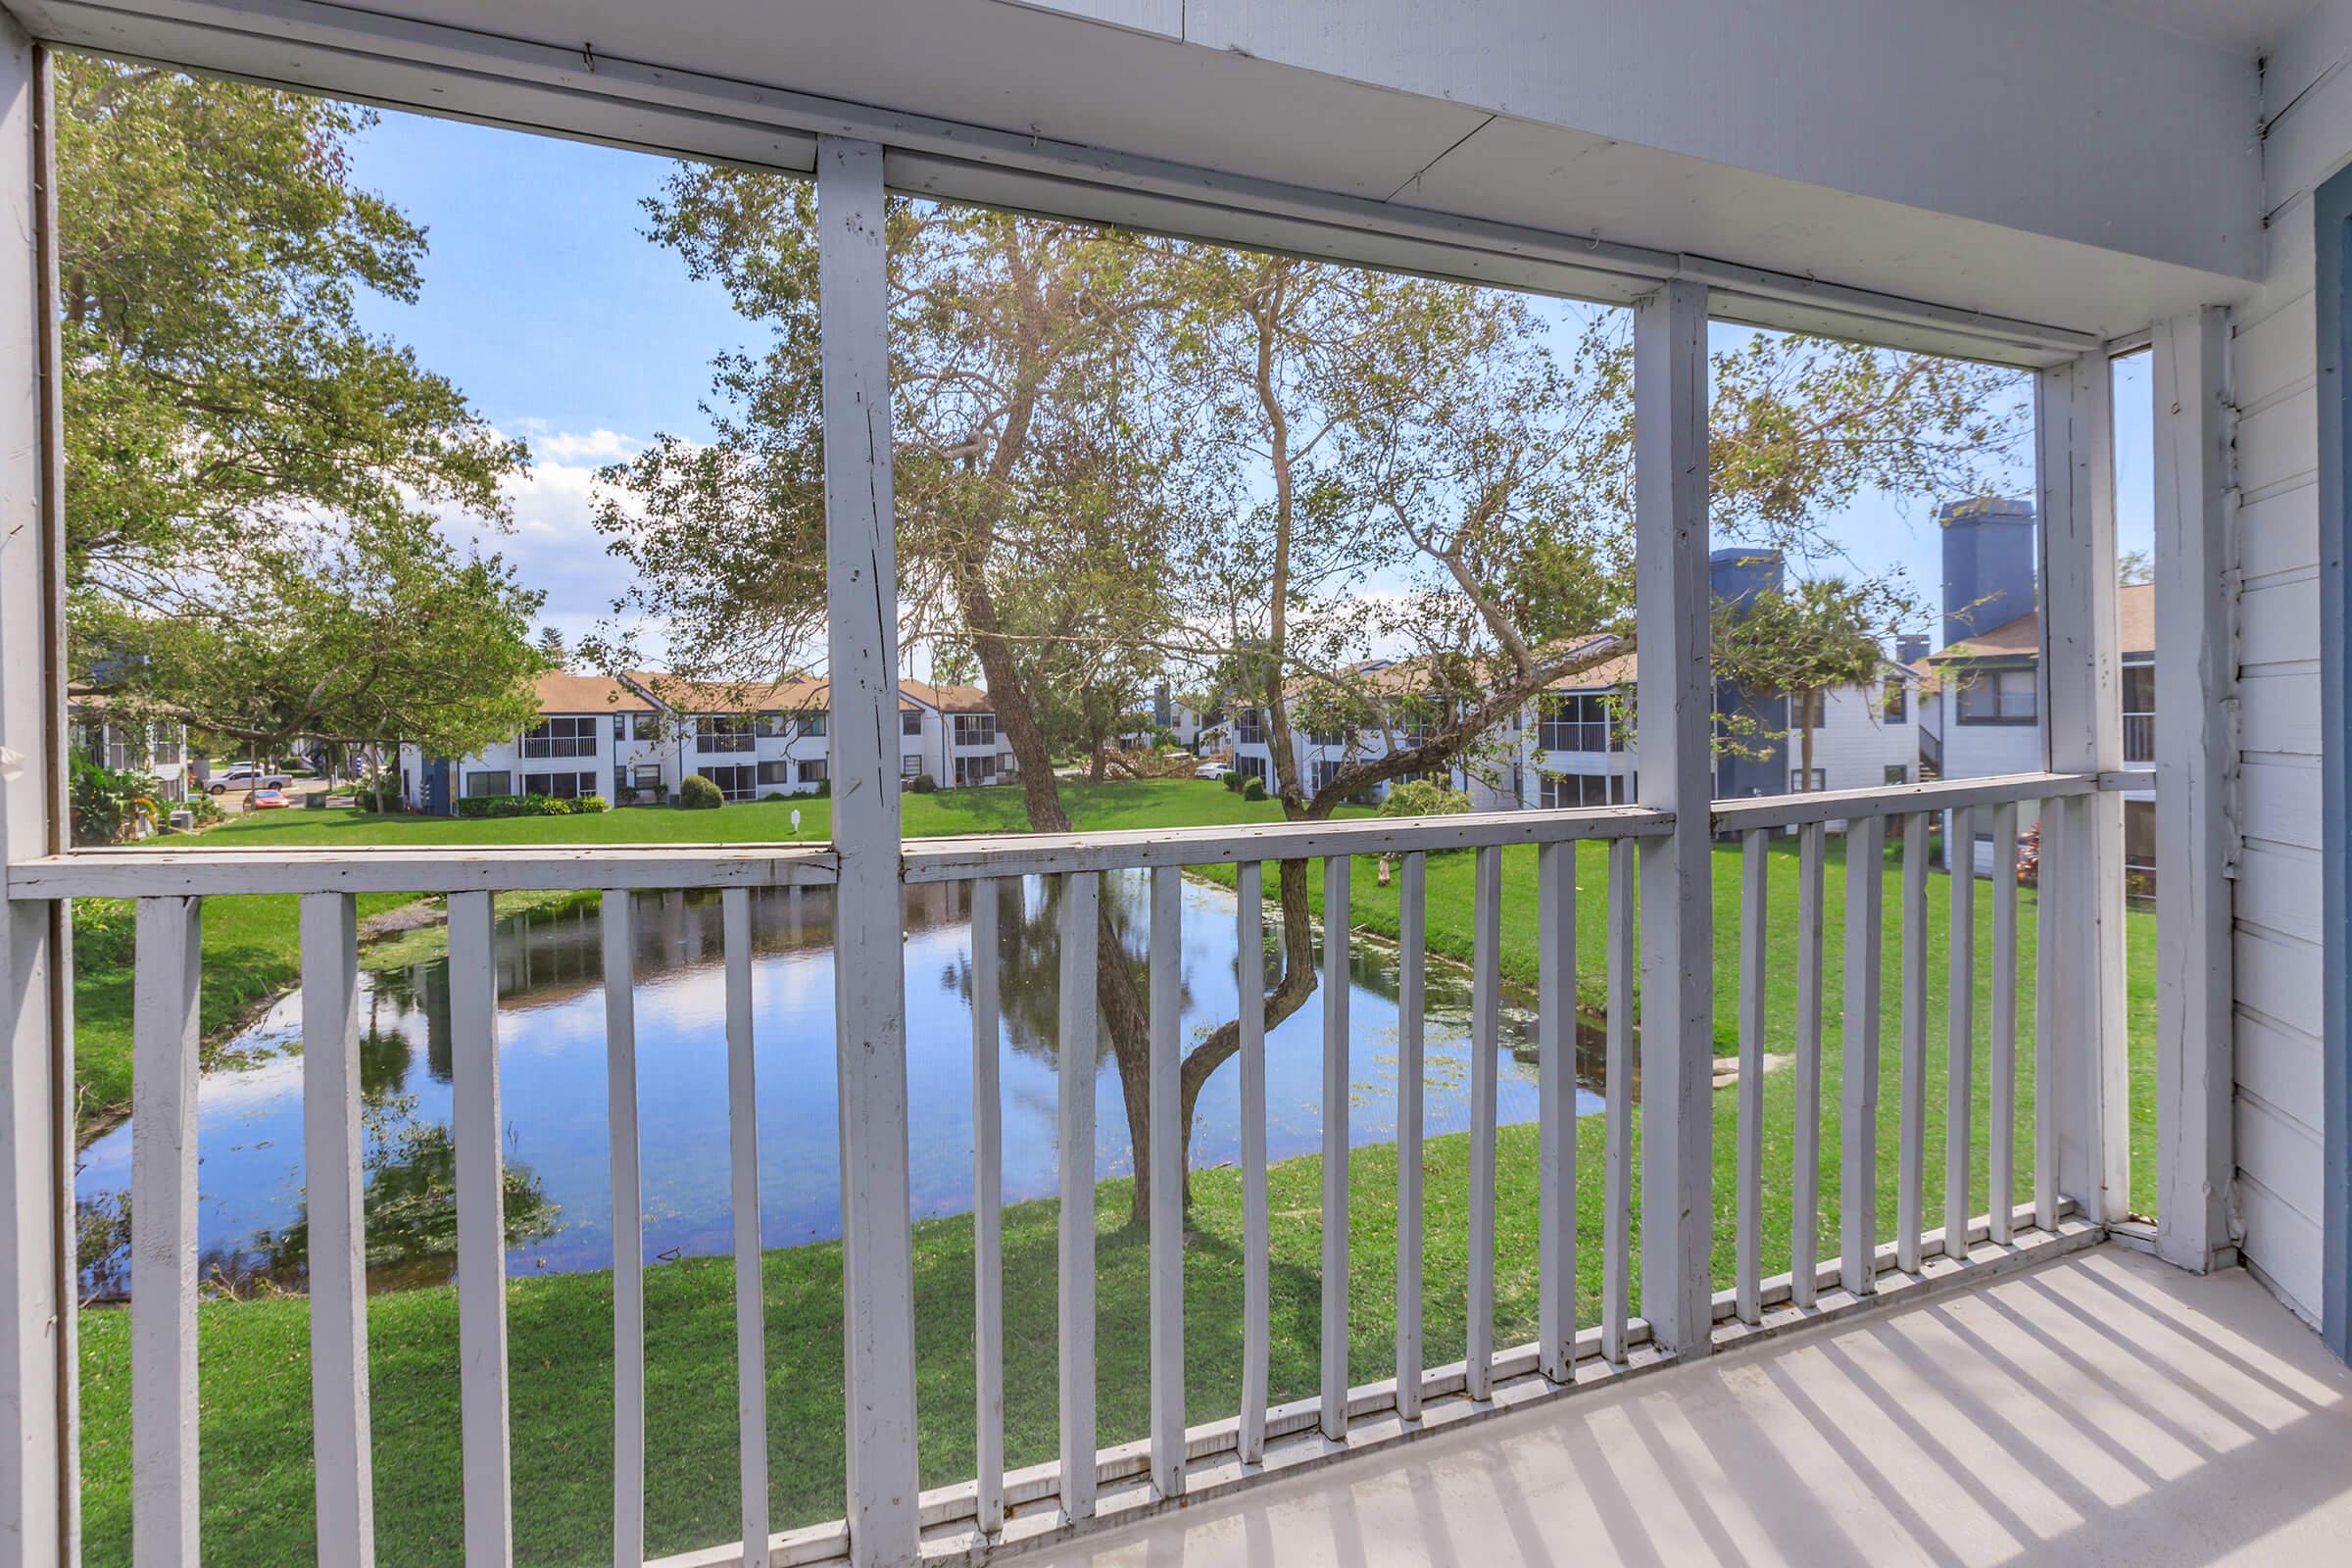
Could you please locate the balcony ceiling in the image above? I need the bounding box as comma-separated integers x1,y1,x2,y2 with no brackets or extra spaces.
12,0,2273,347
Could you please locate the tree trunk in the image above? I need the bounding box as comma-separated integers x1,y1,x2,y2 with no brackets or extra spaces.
956,556,1159,1227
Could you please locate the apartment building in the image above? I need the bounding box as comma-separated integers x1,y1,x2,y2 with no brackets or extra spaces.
399,670,1019,810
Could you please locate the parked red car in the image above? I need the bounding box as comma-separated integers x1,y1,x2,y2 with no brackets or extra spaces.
245,788,293,809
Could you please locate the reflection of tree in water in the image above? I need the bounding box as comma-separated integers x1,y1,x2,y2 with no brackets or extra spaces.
946,874,1199,1075
254,1086,559,1291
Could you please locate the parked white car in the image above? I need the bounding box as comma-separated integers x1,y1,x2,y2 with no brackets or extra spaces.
1195,761,1235,781
208,764,289,794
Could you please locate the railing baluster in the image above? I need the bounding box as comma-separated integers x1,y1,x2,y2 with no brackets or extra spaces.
1466,846,1501,1400
302,891,375,1567
1057,871,1099,1521
969,880,1004,1534
448,890,514,1566
1735,828,1769,1324
1839,814,1886,1298
1395,852,1426,1420
2034,805,2059,1232
1944,807,1978,1255
1536,838,1577,1383
1320,852,1350,1441
1601,839,1635,1363
600,891,644,1568
1987,805,2021,1245
723,888,768,1568
132,895,202,1566
1237,862,1270,1462
1790,822,1827,1309
1148,867,1185,1499
1897,812,1930,1274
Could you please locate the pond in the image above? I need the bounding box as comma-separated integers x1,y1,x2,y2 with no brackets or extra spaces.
75,872,1617,1299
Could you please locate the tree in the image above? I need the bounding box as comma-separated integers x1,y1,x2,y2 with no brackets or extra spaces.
598,180,1190,1219
56,59,543,760
601,169,2029,1213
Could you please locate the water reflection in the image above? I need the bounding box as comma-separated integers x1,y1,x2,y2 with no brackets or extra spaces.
76,872,1616,1299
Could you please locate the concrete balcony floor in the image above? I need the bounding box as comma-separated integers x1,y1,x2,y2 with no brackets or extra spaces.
1036,1246,2352,1568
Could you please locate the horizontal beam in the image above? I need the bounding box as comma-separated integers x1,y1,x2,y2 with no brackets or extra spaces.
1707,770,2097,832
4,845,840,899
901,805,1673,883
13,0,2101,366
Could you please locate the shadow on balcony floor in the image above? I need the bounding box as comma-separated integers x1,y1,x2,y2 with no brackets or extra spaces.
1037,1246,2352,1568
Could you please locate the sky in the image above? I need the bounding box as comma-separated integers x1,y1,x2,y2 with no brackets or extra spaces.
341,104,2156,675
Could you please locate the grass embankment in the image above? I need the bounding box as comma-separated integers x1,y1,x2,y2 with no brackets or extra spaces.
76,781,2158,1563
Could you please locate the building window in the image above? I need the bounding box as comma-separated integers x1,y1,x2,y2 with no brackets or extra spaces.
757,760,792,786
149,725,183,765
952,713,997,747
1790,768,1827,793
1884,764,1909,786
1539,693,1618,753
901,754,922,778
1882,678,1907,724
902,709,923,737
522,714,597,759
1238,755,1267,784
1955,668,2037,724
466,770,512,798
632,763,662,791
1540,772,1624,808
2122,662,2155,763
522,770,597,799
630,712,662,741
697,715,756,753
613,712,626,741
954,755,998,786
698,764,757,802
1790,690,1826,731
799,760,829,784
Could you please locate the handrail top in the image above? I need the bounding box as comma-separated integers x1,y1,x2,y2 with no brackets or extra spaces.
4,769,2120,900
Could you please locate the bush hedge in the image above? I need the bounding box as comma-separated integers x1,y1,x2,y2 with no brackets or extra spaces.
909,773,938,794
1242,777,1266,802
456,793,611,819
678,774,724,809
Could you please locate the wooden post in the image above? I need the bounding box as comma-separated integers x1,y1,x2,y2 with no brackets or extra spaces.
302,891,376,1567
2036,350,2131,1223
1635,276,1715,1357
2151,307,2238,1271
131,897,202,1565
817,135,921,1567
0,29,72,1568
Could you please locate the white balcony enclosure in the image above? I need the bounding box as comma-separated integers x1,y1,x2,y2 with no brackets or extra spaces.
3,3,2350,1568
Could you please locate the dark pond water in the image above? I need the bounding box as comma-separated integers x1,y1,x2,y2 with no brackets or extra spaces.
75,872,1614,1298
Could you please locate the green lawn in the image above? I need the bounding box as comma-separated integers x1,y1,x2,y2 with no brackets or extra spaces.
75,780,2160,1564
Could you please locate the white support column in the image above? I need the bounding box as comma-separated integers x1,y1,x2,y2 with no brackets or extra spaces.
0,27,72,1568
2036,350,2131,1223
817,135,921,1568
2151,307,2237,1271
1635,276,1715,1356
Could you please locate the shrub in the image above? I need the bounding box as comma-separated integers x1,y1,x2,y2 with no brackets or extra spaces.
456,793,612,818
909,773,938,795
811,779,832,798
1378,779,1472,819
678,773,724,809
70,754,161,845
761,791,787,803
1242,777,1266,802
1223,771,1244,792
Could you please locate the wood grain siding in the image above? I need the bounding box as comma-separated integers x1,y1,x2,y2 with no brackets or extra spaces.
2230,142,2331,1325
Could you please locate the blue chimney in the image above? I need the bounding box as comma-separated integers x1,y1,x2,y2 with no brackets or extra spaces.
1709,548,1787,801
1939,497,2036,647
1894,633,1931,665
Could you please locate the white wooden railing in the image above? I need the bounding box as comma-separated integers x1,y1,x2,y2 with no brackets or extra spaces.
0,768,2132,1567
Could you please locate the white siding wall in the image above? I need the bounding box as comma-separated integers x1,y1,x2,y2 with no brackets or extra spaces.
1786,682,1919,794
2222,0,2348,1325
